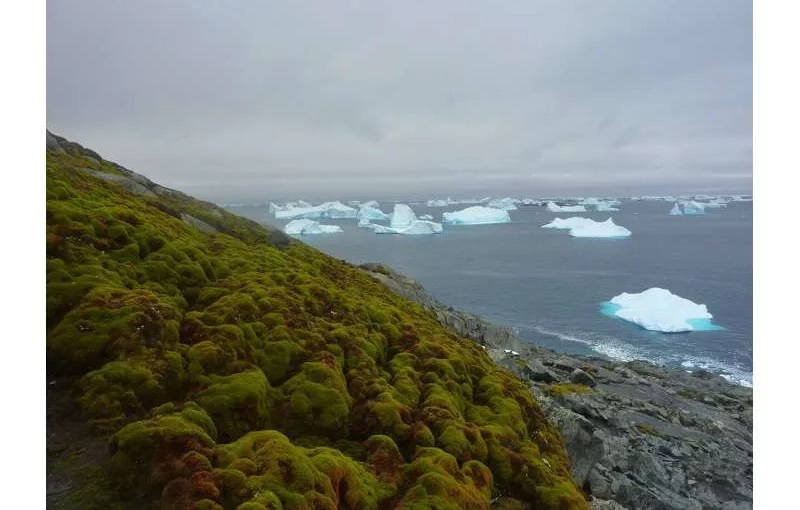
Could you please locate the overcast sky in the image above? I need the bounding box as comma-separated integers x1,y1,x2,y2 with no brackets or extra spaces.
47,0,752,202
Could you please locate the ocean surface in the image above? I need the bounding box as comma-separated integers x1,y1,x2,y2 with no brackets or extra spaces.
227,200,753,387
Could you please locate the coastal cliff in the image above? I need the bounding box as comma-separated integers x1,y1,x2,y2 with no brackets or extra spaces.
362,264,753,510
46,132,587,509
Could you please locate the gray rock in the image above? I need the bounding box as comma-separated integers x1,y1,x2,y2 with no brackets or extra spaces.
46,131,65,153
571,368,597,387
180,213,218,234
83,168,157,197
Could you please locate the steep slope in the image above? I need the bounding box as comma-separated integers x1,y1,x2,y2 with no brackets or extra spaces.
46,132,587,510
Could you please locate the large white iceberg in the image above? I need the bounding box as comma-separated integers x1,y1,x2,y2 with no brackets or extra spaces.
602,287,720,333
669,202,683,215
542,217,631,238
390,204,417,228
569,218,631,238
274,201,357,220
546,201,587,213
681,200,706,215
372,220,443,235
442,206,511,225
283,219,343,235
487,197,519,211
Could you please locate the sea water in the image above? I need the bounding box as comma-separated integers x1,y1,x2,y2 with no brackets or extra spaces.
229,200,753,387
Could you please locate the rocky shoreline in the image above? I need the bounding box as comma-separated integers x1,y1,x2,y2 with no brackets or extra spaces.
362,263,753,510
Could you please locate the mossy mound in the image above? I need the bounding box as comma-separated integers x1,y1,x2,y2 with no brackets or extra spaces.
46,134,588,509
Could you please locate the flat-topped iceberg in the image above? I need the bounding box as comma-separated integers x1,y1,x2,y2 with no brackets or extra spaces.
487,197,519,211
283,219,343,235
372,220,443,235
274,201,357,220
390,204,417,228
569,218,631,238
442,206,511,225
546,201,587,213
601,287,722,333
542,217,631,238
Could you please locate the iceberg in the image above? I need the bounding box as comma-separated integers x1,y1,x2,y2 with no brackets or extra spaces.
357,204,391,221
274,201,357,220
487,197,519,211
426,198,454,207
542,217,631,238
443,206,511,225
390,204,417,228
701,198,728,209
541,217,592,230
669,202,683,215
681,200,706,215
594,201,620,212
419,214,434,220
372,220,443,235
283,219,343,235
601,287,722,333
569,218,631,238
546,201,587,213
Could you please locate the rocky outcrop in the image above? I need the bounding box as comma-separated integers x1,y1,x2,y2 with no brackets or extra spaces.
47,130,289,246
363,264,753,510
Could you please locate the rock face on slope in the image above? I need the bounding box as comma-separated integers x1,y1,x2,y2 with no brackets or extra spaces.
362,263,753,510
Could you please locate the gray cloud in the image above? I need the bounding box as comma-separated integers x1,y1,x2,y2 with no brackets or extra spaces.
47,0,752,202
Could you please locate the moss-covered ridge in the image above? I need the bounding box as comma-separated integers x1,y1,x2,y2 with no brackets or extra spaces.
46,132,588,509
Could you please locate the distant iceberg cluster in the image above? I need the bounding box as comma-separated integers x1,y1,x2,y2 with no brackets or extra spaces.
542,216,631,238
579,197,620,212
442,206,511,225
601,287,723,333
267,193,747,239
426,197,491,207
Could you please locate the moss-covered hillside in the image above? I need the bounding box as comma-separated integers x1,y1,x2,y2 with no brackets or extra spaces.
46,132,587,510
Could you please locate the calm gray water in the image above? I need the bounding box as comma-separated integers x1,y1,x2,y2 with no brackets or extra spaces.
229,200,753,386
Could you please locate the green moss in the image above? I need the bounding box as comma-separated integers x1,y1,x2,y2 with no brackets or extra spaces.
78,360,165,430
195,370,276,442
544,382,594,397
280,361,352,435
109,409,216,492
46,138,588,510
